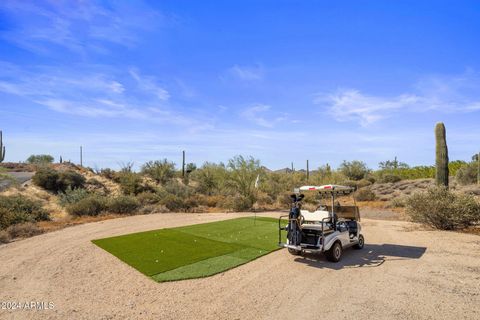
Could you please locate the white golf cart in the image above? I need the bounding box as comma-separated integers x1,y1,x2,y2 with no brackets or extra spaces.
278,185,364,262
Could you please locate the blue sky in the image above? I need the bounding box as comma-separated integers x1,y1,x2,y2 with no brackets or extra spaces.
1,0,479,170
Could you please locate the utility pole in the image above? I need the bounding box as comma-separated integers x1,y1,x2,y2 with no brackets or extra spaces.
306,160,309,181
291,162,294,173
80,146,83,167
182,150,186,177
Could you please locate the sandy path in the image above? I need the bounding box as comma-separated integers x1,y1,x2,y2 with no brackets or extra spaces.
0,212,479,320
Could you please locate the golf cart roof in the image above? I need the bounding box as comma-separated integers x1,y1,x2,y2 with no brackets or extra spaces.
297,185,354,193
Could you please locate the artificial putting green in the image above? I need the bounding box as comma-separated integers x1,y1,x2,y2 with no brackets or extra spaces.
92,217,284,282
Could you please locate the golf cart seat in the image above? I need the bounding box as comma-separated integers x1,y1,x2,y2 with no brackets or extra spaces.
300,210,334,233
300,209,329,222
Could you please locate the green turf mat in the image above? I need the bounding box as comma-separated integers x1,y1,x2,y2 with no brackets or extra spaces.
93,216,284,281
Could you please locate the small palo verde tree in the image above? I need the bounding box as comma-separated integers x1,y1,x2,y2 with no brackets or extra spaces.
435,122,449,187
226,155,262,207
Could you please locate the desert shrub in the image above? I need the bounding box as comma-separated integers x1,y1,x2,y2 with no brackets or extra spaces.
58,187,90,206
66,195,106,216
160,193,198,212
191,162,227,195
106,196,140,214
255,192,274,206
0,230,9,243
136,192,162,205
33,168,85,192
380,174,402,183
0,195,50,229
183,196,199,212
141,159,176,184
87,178,104,187
116,172,148,195
32,168,59,191
205,195,226,207
6,222,42,239
355,187,376,201
365,175,376,184
388,197,406,208
164,180,194,198
379,158,409,170
26,154,54,164
100,168,116,180
137,204,170,214
161,194,184,212
406,187,480,230
455,162,478,185
276,192,294,209
356,179,373,188
59,170,86,189
218,195,253,211
339,160,370,181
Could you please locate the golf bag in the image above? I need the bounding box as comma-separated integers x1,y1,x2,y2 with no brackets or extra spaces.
287,194,303,246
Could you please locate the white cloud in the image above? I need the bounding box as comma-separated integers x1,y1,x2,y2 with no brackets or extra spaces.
315,72,480,126
0,1,161,54
0,62,204,127
240,104,291,128
315,89,422,126
228,65,264,81
129,68,170,101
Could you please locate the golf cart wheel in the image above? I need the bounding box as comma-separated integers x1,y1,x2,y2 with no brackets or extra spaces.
326,241,342,262
288,248,302,256
354,234,365,250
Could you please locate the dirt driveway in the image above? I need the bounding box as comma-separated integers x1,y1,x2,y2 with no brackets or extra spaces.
0,212,479,320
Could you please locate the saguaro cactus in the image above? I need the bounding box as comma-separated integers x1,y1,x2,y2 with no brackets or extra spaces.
435,122,449,187
0,130,5,163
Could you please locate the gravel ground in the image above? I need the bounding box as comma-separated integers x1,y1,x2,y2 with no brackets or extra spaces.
0,212,479,320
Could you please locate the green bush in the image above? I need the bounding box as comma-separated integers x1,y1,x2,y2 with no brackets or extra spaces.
107,196,140,214
191,162,227,195
136,192,162,205
141,159,176,184
406,187,480,230
455,162,478,185
0,195,49,229
66,195,106,216
32,168,59,191
226,155,262,203
26,154,54,164
388,197,406,208
58,187,90,206
116,172,148,195
339,160,370,181
355,187,376,201
161,194,184,212
380,174,402,183
218,195,253,211
33,168,85,192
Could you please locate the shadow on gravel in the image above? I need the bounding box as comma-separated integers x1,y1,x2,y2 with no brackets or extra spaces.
294,244,427,270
